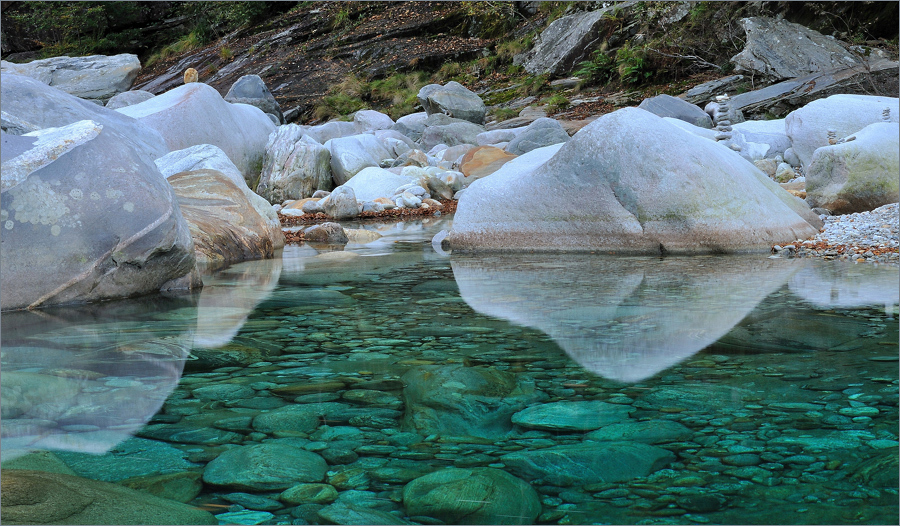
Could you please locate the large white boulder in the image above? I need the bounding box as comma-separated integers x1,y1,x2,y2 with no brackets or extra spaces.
258,127,332,202
327,133,391,186
1,54,141,102
0,120,196,311
342,167,416,202
785,94,899,170
447,107,821,254
805,122,900,214
117,82,276,187
1,73,168,162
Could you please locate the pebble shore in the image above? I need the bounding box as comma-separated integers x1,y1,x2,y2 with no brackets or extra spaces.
775,203,899,265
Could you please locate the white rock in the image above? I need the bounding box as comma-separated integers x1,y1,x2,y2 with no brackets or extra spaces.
1,54,141,102
117,83,275,186
342,167,415,202
785,94,899,170
328,133,392,186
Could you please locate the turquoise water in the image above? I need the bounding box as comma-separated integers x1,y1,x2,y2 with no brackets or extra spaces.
2,217,898,525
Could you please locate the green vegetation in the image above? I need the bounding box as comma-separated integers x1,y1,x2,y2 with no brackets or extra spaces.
145,31,204,68
490,107,521,121
218,46,234,61
616,43,652,84
574,50,615,85
545,94,570,114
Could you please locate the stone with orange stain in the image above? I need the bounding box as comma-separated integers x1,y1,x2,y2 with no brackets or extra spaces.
284,197,320,210
459,146,517,181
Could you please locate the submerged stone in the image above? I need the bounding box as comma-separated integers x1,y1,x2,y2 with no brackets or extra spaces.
403,467,541,525
511,400,633,431
202,443,327,491
501,442,675,486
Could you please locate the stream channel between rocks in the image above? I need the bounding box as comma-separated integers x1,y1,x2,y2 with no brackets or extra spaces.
2,215,898,526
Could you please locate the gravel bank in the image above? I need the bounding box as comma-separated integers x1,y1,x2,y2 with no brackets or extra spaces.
775,203,899,265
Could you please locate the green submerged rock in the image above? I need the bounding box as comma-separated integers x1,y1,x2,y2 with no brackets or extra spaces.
403,467,541,525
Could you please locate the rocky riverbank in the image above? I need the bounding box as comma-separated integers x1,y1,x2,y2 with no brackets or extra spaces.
776,203,900,266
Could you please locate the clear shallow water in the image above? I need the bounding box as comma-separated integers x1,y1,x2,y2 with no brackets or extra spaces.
2,217,898,526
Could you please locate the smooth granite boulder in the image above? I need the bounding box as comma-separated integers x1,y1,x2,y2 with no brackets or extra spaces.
420,114,485,151
117,82,275,187
0,470,216,525
731,17,863,80
1,54,141,102
805,123,900,214
105,89,155,110
502,442,675,486
784,94,899,170
0,121,196,311
203,443,327,491
1,73,168,162
343,167,416,202
638,94,713,129
504,117,570,155
392,112,429,142
225,74,283,124
417,82,486,125
447,107,821,254
259,127,333,201
519,2,637,76
328,133,392,186
321,185,360,220
304,120,356,144
168,169,285,268
403,468,541,525
353,109,394,132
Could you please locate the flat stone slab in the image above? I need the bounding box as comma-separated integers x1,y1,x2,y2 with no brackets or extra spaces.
511,400,633,431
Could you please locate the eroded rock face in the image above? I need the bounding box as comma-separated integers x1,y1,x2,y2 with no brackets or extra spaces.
0,121,196,311
342,167,415,202
731,17,863,80
1,73,168,162
117,82,275,187
805,123,900,214
0,470,216,525
168,169,284,268
784,94,900,170
519,2,638,76
447,107,821,254
1,54,142,102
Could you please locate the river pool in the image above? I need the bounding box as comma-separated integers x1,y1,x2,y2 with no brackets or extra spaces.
2,216,898,525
